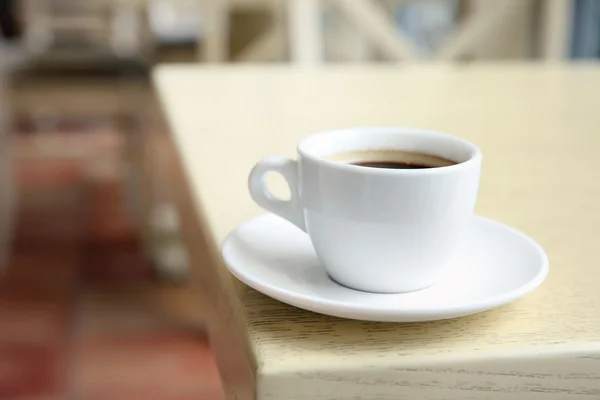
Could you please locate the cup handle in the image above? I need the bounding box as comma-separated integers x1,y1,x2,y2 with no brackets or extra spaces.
248,156,306,232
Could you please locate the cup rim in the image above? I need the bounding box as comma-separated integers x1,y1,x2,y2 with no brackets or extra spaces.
297,127,482,175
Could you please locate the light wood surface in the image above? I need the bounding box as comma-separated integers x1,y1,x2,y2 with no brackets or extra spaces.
153,64,600,399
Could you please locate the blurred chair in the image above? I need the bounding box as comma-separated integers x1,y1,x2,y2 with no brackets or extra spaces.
287,0,530,64
22,0,153,65
233,0,287,62
234,0,322,64
148,0,230,62
188,0,283,63
15,0,156,271
22,0,571,64
541,0,573,60
235,0,574,64
198,0,231,62
150,0,283,62
184,0,339,63
19,0,191,280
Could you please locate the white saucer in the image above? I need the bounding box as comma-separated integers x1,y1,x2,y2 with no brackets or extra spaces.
222,214,549,322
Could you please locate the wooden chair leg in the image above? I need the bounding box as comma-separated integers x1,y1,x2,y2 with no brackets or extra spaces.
236,0,287,62
287,0,323,64
437,0,521,60
330,0,418,61
541,0,573,60
198,0,231,62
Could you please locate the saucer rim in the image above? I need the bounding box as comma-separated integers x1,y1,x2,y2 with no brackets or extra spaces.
221,214,549,319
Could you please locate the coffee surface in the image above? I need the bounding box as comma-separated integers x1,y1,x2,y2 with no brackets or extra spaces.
326,150,457,169
352,160,434,169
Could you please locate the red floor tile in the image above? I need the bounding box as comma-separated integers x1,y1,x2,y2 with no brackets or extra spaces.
5,124,218,400
0,288,73,346
15,213,86,246
0,343,65,399
74,332,223,398
78,285,176,334
86,180,123,208
18,160,85,188
86,218,138,244
0,251,80,295
83,390,225,400
0,249,78,348
86,180,140,243
17,185,86,213
16,127,124,158
83,243,152,284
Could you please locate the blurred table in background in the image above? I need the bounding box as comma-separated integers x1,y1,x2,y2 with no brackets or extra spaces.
153,64,600,399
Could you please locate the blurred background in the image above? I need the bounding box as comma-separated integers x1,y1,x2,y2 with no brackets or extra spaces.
0,0,598,399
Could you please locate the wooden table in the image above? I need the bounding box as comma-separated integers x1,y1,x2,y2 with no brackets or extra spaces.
153,64,600,400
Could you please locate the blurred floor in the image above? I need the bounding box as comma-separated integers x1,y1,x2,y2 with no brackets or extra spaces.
0,120,225,399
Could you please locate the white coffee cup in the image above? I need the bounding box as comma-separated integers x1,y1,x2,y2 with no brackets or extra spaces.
248,127,481,293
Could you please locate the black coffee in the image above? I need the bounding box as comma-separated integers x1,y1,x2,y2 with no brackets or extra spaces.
326,150,457,169
352,161,436,169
